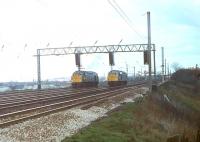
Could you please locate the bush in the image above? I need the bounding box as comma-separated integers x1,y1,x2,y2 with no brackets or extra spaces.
171,69,200,85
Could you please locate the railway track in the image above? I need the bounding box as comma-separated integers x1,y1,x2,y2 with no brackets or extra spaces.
0,82,146,128
0,87,105,105
0,80,145,103
0,83,138,109
0,87,104,103
0,87,117,115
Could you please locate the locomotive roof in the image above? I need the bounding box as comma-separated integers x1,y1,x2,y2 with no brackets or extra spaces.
73,70,98,75
109,70,127,74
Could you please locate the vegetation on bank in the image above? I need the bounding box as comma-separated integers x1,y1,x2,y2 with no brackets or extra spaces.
63,69,200,142
63,101,167,142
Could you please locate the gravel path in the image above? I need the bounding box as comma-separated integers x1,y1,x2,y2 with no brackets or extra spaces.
0,87,148,142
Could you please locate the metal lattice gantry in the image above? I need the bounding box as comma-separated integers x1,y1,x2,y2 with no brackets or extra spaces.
37,44,155,56
36,44,156,89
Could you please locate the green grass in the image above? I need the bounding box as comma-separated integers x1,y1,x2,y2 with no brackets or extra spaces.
63,103,135,142
62,102,167,142
159,81,200,113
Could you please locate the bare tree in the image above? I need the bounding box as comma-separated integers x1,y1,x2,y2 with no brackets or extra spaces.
171,62,182,72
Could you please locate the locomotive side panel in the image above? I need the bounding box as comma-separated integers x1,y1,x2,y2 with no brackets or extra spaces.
107,70,128,87
71,71,99,88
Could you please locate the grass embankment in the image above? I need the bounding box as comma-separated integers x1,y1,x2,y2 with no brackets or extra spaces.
155,81,200,139
63,81,200,142
63,102,167,142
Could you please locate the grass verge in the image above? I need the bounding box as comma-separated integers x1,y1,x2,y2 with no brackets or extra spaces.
62,81,200,142
62,101,168,142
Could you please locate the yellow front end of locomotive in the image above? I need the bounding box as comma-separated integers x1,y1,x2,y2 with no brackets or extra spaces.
107,73,118,81
71,74,82,83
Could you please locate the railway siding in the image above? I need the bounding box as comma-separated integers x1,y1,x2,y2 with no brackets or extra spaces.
0,85,148,142
0,86,138,127
0,87,108,115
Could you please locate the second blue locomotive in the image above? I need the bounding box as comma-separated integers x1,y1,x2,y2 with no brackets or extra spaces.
107,70,128,87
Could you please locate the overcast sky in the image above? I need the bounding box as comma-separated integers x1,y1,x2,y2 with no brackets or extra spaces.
0,0,199,82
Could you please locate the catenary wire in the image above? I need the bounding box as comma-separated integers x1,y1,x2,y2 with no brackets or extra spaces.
107,0,146,41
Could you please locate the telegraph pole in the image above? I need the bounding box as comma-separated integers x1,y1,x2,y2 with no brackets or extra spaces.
153,46,156,80
126,63,128,75
165,59,167,79
167,63,169,79
147,11,152,91
37,49,41,89
161,47,164,82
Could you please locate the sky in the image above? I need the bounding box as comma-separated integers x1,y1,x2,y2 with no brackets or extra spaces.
0,0,199,82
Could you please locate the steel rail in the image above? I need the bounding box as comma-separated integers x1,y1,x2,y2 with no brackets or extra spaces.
0,87,101,101
0,85,131,107
0,84,144,128
0,87,72,97
0,87,112,114
0,86,132,119
0,87,104,105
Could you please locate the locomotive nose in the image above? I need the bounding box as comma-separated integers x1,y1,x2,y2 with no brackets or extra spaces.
71,71,99,88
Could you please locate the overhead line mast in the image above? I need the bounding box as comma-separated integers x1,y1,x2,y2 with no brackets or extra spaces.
147,11,152,92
